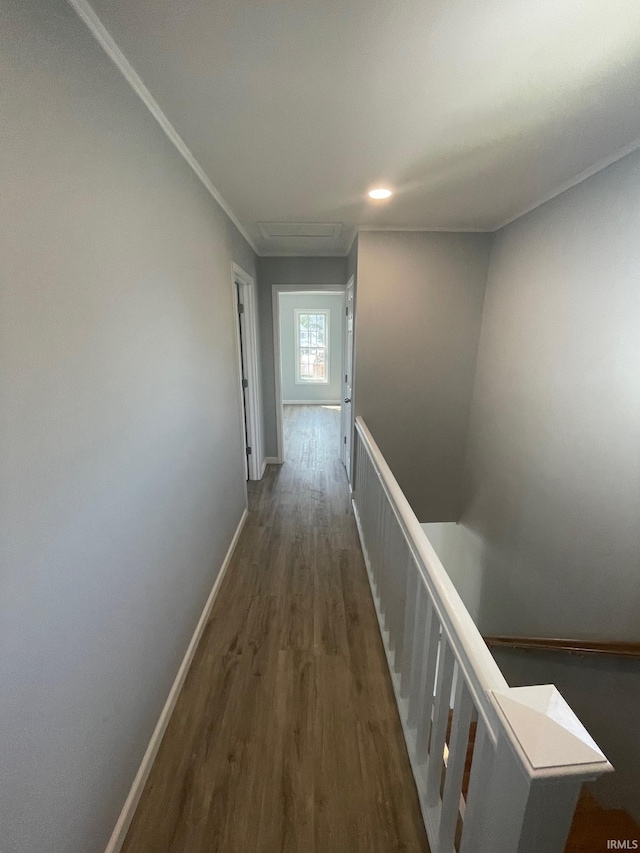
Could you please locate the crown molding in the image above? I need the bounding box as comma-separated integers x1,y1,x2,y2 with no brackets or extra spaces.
357,225,491,233
493,135,640,231
66,0,259,255
258,250,351,258
65,1,640,256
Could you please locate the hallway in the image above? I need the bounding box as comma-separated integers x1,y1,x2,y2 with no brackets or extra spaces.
122,405,429,852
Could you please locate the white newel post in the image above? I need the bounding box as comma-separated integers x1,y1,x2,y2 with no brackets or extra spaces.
352,419,613,853
474,685,613,853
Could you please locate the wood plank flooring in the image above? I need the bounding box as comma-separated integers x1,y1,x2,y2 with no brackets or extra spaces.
122,404,429,853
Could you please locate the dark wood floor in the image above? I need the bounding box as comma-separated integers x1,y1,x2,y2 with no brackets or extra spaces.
122,404,429,853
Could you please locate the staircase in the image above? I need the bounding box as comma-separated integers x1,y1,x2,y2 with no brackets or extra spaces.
354,416,617,853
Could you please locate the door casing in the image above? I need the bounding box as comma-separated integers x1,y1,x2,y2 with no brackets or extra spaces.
232,263,263,480
272,283,346,463
341,275,355,482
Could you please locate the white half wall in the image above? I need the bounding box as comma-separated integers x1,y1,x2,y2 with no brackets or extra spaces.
420,523,484,624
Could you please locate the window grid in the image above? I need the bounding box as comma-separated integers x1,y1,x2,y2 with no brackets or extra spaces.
295,310,329,384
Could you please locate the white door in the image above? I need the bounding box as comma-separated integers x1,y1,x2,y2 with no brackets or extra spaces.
341,280,355,480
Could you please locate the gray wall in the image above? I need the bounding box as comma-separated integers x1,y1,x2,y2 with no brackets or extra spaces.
417,156,640,823
461,150,640,642
257,257,347,456
0,2,253,851
279,292,343,403
355,231,491,521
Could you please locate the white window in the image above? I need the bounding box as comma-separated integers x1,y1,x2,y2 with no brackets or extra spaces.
295,309,329,384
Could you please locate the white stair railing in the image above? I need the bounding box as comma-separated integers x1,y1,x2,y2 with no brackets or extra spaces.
352,417,612,853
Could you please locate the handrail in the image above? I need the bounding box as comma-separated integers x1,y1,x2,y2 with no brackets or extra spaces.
352,416,612,853
485,636,640,659
355,416,509,740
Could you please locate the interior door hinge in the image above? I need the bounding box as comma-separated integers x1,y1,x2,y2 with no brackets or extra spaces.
242,378,248,389
238,303,244,314
344,435,347,444
246,446,252,455
345,305,348,315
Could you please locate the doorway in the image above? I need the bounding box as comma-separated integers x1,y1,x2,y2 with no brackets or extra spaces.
232,263,263,480
272,285,346,464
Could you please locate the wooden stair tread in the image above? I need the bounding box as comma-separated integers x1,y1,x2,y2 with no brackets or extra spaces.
565,788,640,852
441,711,638,853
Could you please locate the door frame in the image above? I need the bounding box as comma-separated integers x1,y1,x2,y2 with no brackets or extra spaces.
232,263,263,480
272,283,345,464
340,274,355,478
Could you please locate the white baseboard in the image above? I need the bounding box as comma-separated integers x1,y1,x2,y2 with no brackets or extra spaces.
260,456,280,476
105,507,249,853
282,400,341,405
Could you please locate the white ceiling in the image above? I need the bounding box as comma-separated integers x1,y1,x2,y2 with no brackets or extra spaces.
83,0,640,255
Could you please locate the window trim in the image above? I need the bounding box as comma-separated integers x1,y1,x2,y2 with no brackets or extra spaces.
294,308,330,385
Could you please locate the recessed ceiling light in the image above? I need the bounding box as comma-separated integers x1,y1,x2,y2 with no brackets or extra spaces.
368,187,393,200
